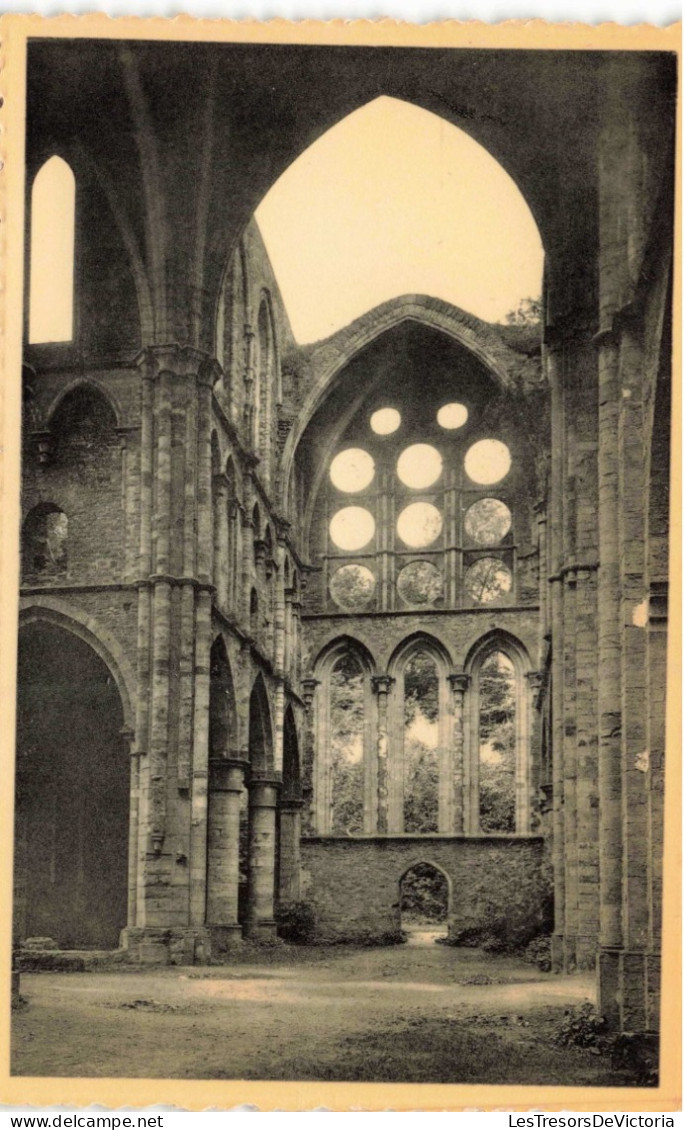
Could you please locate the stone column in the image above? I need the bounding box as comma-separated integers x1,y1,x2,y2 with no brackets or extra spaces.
213,473,230,611
448,673,469,834
372,675,394,833
301,678,319,834
206,756,248,951
547,342,566,971
122,727,139,928
244,771,281,942
278,799,303,904
595,332,623,1025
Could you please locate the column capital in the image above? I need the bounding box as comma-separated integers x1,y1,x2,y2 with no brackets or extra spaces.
280,797,304,813
448,672,470,694
526,670,543,690
209,756,249,792
248,770,282,809
301,677,320,707
371,674,395,695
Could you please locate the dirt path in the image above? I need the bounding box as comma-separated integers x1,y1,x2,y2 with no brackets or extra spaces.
11,943,640,1086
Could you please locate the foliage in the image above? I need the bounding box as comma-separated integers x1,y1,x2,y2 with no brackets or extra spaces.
478,652,516,833
403,740,439,833
276,901,317,944
504,296,542,326
404,652,439,724
403,651,440,832
400,864,448,924
552,1003,607,1048
524,934,552,972
330,564,375,610
330,654,365,833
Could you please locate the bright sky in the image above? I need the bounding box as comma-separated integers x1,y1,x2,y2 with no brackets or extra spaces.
255,96,544,344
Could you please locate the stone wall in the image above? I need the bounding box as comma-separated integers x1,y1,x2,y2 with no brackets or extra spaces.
300,835,548,945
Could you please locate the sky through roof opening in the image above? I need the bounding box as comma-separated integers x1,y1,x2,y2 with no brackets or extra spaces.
255,97,543,344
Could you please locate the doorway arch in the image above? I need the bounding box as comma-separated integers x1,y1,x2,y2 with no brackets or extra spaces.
14,620,129,948
398,860,451,945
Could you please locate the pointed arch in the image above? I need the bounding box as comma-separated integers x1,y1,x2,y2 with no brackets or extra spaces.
248,673,274,772
29,155,76,344
312,634,376,677
18,597,135,733
46,378,123,432
209,635,238,758
388,630,453,678
282,704,302,802
256,95,543,345
465,630,533,835
254,290,279,485
216,239,249,420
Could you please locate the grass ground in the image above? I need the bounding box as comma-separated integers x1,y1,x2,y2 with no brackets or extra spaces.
12,941,649,1086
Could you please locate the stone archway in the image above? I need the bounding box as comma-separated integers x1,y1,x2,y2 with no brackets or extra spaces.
399,861,451,946
14,620,129,949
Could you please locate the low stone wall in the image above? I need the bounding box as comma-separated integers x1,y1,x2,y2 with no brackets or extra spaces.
300,835,548,945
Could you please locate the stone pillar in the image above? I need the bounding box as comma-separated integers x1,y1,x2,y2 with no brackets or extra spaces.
300,678,319,834
278,799,302,904
372,675,394,834
546,342,566,971
244,772,281,942
206,756,248,951
122,727,139,929
213,473,230,611
595,333,623,1026
448,673,469,834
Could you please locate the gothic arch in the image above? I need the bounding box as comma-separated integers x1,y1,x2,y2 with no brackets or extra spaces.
209,635,238,758
465,629,533,835
388,630,453,678
282,704,302,802
45,378,124,432
248,673,274,772
312,634,377,677
283,299,519,510
312,635,377,835
18,597,135,733
388,632,454,835
29,155,75,345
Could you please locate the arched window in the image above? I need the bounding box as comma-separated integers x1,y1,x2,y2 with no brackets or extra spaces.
250,588,259,637
388,636,452,834
52,385,118,468
29,156,76,344
477,650,516,833
403,651,439,833
329,651,365,834
467,635,532,835
255,295,277,485
313,639,375,835
22,503,68,577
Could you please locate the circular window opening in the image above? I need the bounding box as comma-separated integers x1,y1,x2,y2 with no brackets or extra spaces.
329,448,375,493
437,402,468,430
329,506,375,551
464,498,512,546
330,563,376,611
397,502,443,548
464,557,513,603
370,407,401,435
397,444,443,489
464,439,511,485
397,561,444,606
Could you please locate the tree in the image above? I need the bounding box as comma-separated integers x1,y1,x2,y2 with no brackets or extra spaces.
478,652,516,833
330,653,365,833
504,296,542,325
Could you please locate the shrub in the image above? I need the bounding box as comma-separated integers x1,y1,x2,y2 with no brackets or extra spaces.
275,901,316,944
552,1003,607,1048
524,934,552,971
